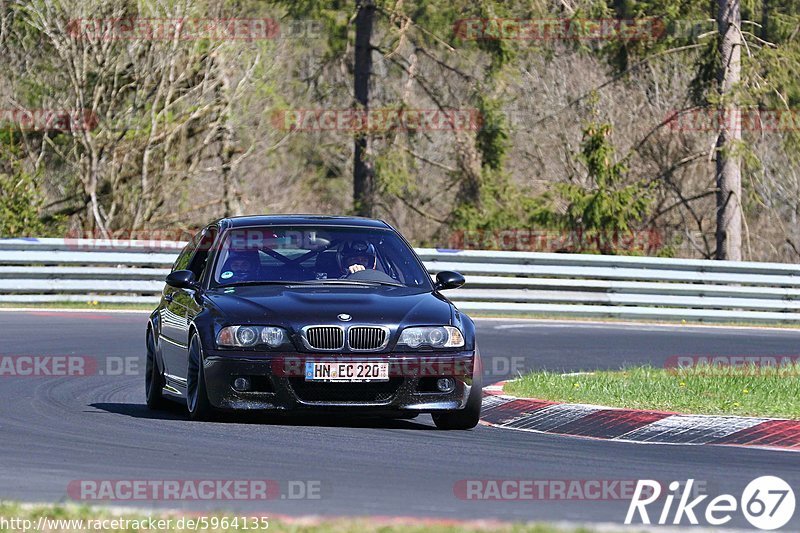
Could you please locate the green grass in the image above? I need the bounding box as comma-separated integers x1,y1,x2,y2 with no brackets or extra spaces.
504,364,800,419
0,502,604,533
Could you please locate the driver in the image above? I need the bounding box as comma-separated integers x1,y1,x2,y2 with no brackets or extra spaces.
220,248,260,283
337,240,377,275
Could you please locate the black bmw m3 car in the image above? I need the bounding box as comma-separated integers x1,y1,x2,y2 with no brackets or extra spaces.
146,215,482,429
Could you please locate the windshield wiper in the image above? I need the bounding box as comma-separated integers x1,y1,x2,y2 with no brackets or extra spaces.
308,279,404,287
216,279,405,288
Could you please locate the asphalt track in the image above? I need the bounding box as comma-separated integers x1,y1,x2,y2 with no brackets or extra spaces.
1,310,799,529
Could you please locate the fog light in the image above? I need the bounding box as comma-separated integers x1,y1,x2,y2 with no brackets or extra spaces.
233,377,251,392
436,377,455,392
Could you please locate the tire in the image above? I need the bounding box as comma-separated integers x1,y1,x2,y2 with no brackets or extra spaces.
186,332,215,421
432,379,482,430
145,329,167,410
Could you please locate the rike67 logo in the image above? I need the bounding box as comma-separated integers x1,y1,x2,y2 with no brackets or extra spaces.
626,476,795,530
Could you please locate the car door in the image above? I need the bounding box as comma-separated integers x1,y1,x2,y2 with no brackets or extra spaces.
169,226,219,381
159,230,203,383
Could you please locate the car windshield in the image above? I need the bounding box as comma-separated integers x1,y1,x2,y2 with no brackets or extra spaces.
211,225,431,288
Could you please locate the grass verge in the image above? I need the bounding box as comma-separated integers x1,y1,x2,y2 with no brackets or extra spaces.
0,502,601,533
503,364,800,419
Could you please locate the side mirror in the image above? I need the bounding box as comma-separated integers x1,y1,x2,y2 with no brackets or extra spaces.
165,270,199,290
434,270,465,291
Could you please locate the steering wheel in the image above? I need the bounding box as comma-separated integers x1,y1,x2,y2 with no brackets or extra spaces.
341,268,399,284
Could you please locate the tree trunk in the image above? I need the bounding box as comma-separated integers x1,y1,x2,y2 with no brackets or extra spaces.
353,0,376,218
715,0,743,260
221,120,239,217
220,73,240,218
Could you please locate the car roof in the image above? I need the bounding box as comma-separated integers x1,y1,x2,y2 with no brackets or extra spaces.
217,214,391,230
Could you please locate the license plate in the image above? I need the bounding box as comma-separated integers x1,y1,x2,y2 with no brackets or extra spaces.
304,362,389,382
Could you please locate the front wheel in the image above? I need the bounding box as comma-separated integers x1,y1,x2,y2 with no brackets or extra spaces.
186,333,215,421
432,378,482,430
145,330,167,409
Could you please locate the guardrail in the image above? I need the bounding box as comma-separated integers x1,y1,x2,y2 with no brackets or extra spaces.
2,237,800,323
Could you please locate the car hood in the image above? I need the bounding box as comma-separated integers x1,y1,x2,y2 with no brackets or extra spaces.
204,284,454,328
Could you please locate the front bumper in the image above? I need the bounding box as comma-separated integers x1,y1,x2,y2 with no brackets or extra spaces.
202,351,478,413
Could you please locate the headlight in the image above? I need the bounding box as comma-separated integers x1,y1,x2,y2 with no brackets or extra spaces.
397,326,464,348
217,325,288,348
261,326,286,347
